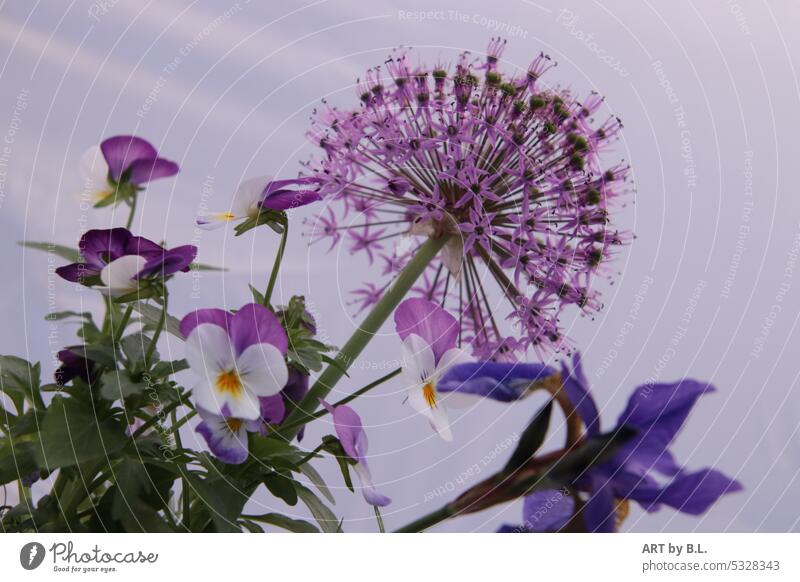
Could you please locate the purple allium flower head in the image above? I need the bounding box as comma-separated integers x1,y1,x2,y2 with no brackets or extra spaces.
80,136,178,204
320,400,391,507
55,228,196,295
303,40,632,358
180,303,289,420
445,353,743,532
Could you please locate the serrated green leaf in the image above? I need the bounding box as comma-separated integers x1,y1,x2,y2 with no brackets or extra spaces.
0,355,42,412
120,333,156,367
99,370,147,400
19,241,80,262
149,359,189,378
34,396,127,469
0,440,38,486
132,302,183,339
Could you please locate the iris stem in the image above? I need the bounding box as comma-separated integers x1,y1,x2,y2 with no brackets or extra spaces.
374,506,386,533
279,235,449,440
394,504,455,533
263,218,288,308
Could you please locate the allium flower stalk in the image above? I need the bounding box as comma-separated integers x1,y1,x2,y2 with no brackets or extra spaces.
305,40,631,357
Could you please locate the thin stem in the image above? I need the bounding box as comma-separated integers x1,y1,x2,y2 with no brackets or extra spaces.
279,235,449,439
278,368,401,435
144,294,168,369
172,408,190,528
125,195,138,230
374,506,386,533
263,219,288,307
113,304,134,345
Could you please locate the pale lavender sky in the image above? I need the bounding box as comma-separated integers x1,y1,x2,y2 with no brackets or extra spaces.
1,0,799,532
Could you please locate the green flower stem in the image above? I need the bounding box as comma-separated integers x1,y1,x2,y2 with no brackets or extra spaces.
113,304,134,344
374,506,386,533
144,293,168,369
125,195,137,230
263,218,288,308
394,503,455,533
279,235,449,440
278,367,401,436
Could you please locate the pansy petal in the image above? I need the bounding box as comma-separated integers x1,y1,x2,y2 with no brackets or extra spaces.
99,254,148,294
401,333,436,385
185,323,236,380
127,157,179,184
261,187,322,210
231,176,270,217
180,308,232,339
137,244,197,278
100,135,158,180
230,303,289,355
55,262,98,283
196,408,249,465
394,298,459,363
196,211,239,230
521,489,574,532
80,145,110,198
437,361,557,402
259,394,286,424
407,385,452,441
80,228,132,267
236,342,289,397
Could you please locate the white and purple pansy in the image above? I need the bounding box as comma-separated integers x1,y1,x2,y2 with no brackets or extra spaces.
196,176,322,229
80,135,178,204
394,298,471,441
180,303,290,422
321,400,391,507
55,228,196,295
466,354,745,532
195,408,263,465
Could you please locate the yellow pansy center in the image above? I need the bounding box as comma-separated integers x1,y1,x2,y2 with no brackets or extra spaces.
216,369,243,396
226,418,243,432
423,382,437,408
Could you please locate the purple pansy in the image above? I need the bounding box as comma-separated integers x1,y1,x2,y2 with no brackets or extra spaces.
320,400,391,507
55,228,196,295
181,303,289,421
81,136,178,204
196,176,322,229
444,353,743,532
395,298,470,441
195,407,263,465
54,347,97,386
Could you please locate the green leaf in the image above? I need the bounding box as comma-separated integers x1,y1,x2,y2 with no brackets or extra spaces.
245,512,319,533
132,302,183,339
184,471,249,532
121,333,157,367
263,472,298,506
99,370,147,400
296,484,339,533
504,400,553,474
298,463,335,505
149,359,189,378
18,241,80,262
248,285,265,305
234,210,286,237
0,355,42,412
0,441,39,486
34,396,127,469
44,310,89,321
190,262,228,272
78,345,118,368
321,435,355,492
